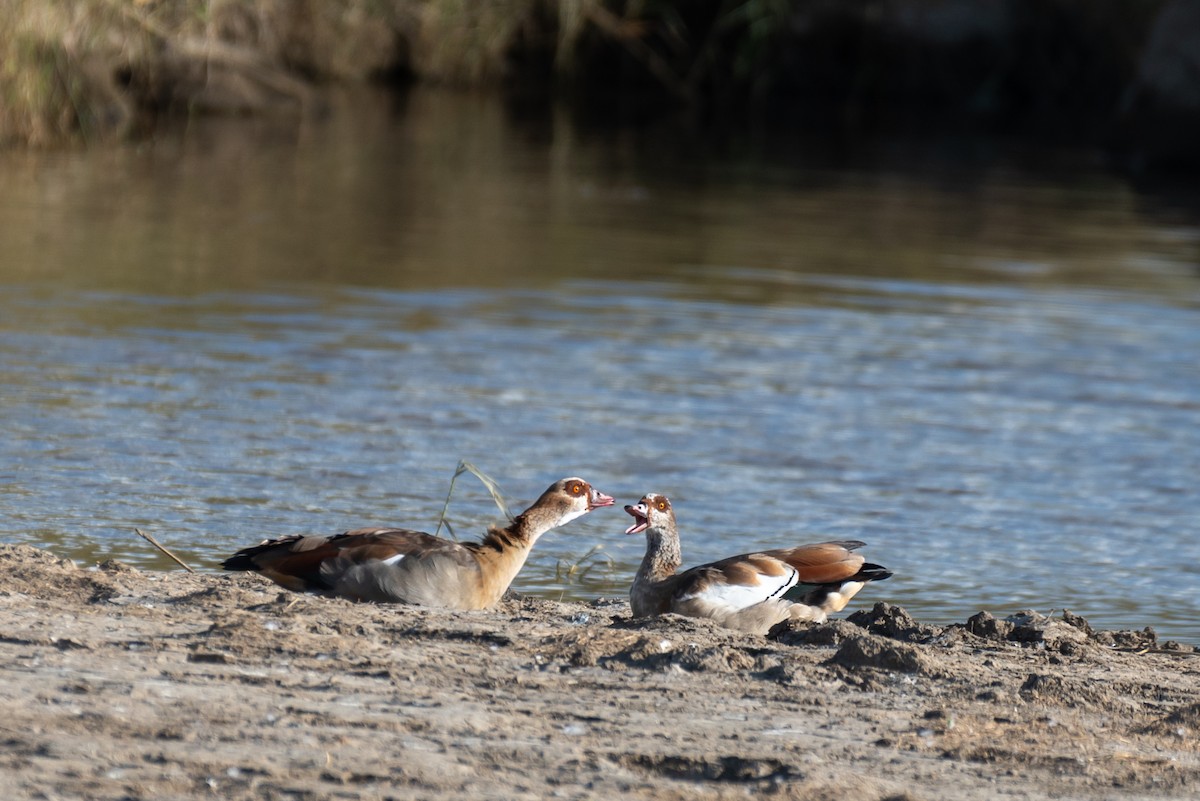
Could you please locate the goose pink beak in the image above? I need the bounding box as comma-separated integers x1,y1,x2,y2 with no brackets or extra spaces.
589,489,615,510
624,503,648,535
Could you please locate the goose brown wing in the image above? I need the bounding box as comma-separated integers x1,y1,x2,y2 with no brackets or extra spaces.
221,528,475,592
759,540,869,585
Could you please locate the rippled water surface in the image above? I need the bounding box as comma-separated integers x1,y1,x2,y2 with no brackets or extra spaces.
2,89,1198,641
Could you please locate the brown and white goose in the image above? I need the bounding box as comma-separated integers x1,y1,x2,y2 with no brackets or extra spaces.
625,493,891,634
222,477,614,610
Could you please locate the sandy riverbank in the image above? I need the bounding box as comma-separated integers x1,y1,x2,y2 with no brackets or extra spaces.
0,543,1196,800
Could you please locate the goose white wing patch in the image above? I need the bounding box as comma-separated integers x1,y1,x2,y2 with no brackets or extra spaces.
677,565,799,612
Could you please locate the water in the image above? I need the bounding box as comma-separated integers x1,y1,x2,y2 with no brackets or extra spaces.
2,88,1199,642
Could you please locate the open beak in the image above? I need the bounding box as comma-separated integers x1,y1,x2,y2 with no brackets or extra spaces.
624,503,648,535
589,488,615,510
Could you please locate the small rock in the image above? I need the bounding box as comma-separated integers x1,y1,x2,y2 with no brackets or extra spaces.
966,611,1014,641
52,638,91,651
1060,609,1094,635
1005,610,1048,629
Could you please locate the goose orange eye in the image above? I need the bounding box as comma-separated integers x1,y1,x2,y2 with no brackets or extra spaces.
656,501,666,511
571,483,582,495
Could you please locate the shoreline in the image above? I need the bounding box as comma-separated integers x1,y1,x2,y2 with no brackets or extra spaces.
2,542,1197,799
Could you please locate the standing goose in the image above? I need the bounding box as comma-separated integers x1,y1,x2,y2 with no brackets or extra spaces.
625,493,891,634
222,477,614,610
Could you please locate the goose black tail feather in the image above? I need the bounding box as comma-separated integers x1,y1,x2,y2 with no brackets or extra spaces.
220,552,260,571
219,538,292,572
854,562,893,583
789,562,892,607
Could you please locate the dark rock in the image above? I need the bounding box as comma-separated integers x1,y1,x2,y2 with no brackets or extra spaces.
846,602,940,643
965,611,1014,641
1060,609,1094,636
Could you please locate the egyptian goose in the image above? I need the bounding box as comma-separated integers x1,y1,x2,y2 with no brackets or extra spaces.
624,493,891,634
221,477,614,610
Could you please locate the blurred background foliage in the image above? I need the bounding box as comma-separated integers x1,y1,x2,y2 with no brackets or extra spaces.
1,0,1198,167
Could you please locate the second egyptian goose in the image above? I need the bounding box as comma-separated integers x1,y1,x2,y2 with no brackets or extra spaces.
625,493,891,635
221,477,614,610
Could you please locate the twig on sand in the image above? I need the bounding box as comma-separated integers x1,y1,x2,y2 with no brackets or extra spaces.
433,461,513,540
132,528,195,573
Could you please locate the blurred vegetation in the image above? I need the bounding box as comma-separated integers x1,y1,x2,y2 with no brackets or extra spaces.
0,0,413,144
0,0,1193,159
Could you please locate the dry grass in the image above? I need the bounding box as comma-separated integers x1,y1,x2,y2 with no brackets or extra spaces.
0,0,683,145
0,1,138,144
554,543,616,585
416,0,542,85
432,460,514,541
0,0,417,145
1,2,1173,149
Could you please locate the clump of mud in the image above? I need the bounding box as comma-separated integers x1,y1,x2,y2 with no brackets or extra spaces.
962,608,1177,655
0,544,140,604
846,602,942,643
